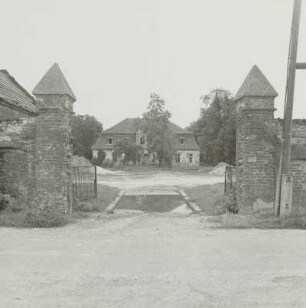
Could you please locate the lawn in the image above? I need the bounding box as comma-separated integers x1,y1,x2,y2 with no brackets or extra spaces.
184,183,225,215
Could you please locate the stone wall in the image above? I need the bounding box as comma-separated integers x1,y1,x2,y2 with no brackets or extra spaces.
0,109,36,203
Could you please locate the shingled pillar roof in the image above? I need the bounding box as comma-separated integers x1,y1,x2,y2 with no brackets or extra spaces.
234,65,278,101
32,63,76,101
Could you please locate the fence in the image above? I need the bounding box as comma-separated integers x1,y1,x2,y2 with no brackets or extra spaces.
72,166,97,202
224,165,236,194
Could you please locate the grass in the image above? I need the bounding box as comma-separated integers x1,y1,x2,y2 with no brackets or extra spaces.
184,183,225,215
0,184,119,228
75,184,119,212
207,208,306,229
185,184,306,229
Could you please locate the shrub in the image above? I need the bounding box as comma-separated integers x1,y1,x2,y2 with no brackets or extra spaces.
21,207,69,228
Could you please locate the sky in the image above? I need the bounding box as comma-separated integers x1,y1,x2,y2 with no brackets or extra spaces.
1,0,306,129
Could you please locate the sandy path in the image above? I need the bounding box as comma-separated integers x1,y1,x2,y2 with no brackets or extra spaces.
1,213,306,307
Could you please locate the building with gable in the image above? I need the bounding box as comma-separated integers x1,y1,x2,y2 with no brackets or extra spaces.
92,118,200,166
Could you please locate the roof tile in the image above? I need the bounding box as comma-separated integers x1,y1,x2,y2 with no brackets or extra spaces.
0,70,36,114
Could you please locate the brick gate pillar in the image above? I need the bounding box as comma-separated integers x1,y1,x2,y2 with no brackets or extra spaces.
234,65,278,208
32,63,76,213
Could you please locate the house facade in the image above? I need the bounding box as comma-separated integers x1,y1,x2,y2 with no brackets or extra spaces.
92,118,200,166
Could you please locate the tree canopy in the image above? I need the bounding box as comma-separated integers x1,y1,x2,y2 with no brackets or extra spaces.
113,138,142,165
71,114,103,160
188,89,236,165
141,93,175,167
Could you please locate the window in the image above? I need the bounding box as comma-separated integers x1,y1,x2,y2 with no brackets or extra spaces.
108,138,113,145
180,138,185,145
152,153,156,163
140,136,145,145
175,153,181,163
189,154,193,163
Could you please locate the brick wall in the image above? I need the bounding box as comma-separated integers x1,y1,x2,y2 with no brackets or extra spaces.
0,105,36,203
236,97,276,207
33,95,73,213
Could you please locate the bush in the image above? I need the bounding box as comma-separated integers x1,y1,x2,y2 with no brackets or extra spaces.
102,158,113,168
0,206,70,228
22,208,70,228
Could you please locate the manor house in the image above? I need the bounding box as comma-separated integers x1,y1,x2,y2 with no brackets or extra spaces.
92,118,200,166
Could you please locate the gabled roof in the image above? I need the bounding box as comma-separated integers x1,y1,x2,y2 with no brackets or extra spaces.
175,136,199,150
103,118,192,135
0,70,36,114
32,63,76,101
168,122,193,135
104,118,141,134
234,65,278,101
92,118,197,150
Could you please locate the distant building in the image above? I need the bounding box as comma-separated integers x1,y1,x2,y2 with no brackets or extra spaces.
92,118,200,166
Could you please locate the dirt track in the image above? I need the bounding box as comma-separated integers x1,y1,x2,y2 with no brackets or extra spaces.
1,211,306,307
1,171,306,307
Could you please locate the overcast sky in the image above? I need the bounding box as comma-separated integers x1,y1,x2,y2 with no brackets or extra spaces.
1,0,306,129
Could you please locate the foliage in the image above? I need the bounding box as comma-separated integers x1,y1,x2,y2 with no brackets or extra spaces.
188,89,236,165
71,114,103,160
91,150,106,167
113,138,142,165
0,207,70,228
141,93,175,167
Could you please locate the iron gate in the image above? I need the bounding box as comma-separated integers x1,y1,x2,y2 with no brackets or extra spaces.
72,165,97,202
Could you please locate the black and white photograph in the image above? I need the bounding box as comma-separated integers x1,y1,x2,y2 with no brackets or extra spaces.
0,0,306,307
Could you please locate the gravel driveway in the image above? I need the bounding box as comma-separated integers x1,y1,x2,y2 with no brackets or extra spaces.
1,212,306,307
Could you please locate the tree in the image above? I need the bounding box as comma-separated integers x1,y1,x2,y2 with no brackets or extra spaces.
91,150,106,167
71,114,103,160
113,138,142,165
141,93,175,167
188,89,236,165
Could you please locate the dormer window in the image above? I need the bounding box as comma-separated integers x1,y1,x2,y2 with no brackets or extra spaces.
180,138,185,145
108,138,113,145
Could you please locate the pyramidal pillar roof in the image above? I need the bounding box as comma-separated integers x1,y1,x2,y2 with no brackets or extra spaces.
234,65,278,101
32,63,76,101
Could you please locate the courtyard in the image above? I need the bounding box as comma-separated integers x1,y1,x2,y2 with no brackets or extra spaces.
1,170,306,307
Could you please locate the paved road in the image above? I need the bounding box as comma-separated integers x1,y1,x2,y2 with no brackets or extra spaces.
1,212,306,307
